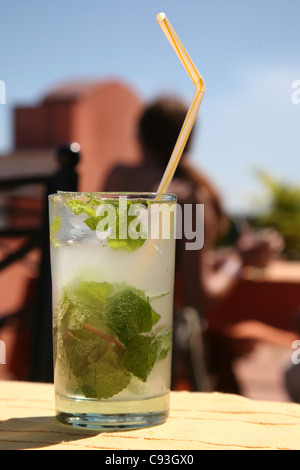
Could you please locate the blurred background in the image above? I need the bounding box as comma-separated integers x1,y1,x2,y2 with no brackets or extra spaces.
0,0,300,402
1,0,300,213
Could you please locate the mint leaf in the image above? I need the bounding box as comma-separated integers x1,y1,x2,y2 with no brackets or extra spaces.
73,281,113,315
124,335,160,382
122,330,172,382
63,327,128,398
71,282,114,331
84,216,102,231
50,215,62,247
107,199,148,251
156,328,172,360
65,196,148,251
107,235,145,251
54,287,72,326
151,309,161,326
104,289,155,345
66,199,102,232
55,282,116,339
87,196,103,206
78,349,131,399
64,332,108,377
54,288,85,333
66,199,97,218
55,280,169,399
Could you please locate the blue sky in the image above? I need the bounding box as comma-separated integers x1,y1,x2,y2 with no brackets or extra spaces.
0,0,299,214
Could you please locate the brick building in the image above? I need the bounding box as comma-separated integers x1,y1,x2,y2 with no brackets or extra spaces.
11,79,143,190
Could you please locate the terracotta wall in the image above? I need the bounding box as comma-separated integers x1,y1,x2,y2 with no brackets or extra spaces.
13,80,143,192
73,81,143,192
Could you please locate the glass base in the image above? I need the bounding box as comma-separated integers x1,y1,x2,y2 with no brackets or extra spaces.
56,410,168,430
55,392,170,430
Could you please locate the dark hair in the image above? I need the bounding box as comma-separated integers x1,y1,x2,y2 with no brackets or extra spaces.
138,96,194,165
139,95,227,232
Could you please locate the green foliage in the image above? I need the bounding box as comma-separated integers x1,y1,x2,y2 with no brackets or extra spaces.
123,335,160,382
65,196,148,251
105,288,155,345
49,215,62,248
251,171,300,259
55,281,171,399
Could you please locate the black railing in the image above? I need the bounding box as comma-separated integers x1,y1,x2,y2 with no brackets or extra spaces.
0,143,80,382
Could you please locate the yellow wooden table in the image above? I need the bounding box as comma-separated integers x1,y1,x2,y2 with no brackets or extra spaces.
0,380,300,450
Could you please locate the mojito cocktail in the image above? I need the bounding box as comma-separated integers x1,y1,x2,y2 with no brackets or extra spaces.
49,192,176,429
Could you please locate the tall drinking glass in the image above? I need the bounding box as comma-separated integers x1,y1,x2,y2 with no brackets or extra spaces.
49,192,177,429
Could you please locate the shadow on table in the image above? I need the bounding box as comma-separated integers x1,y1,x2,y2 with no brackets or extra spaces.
0,416,99,450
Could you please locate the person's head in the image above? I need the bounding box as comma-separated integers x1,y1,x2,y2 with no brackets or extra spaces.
138,95,195,166
138,96,227,234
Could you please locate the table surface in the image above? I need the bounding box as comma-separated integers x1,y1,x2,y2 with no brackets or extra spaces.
0,381,300,450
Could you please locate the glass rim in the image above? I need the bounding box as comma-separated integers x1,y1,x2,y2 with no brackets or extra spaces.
48,191,177,201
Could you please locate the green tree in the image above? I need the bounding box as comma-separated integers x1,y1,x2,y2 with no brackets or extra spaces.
251,172,300,260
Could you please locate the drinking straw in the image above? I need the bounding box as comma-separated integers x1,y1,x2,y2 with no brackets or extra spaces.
156,12,206,194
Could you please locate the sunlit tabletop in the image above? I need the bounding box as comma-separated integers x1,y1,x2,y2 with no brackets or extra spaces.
0,380,300,450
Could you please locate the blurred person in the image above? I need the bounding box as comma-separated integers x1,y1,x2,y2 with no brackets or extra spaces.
103,96,288,393
285,363,300,403
103,95,283,316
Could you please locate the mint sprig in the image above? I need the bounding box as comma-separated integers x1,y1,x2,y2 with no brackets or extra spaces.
78,349,131,399
55,281,171,399
123,335,160,382
65,197,148,251
104,288,154,345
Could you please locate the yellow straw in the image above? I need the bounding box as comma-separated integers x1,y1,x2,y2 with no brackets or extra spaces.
156,12,206,194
